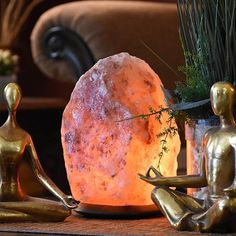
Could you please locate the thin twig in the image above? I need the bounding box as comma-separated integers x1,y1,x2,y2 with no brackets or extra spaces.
140,40,182,79
116,107,170,122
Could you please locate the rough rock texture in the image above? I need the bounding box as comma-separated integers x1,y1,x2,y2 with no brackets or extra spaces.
61,53,180,206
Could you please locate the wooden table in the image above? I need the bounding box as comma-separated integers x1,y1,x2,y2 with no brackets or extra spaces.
0,212,223,236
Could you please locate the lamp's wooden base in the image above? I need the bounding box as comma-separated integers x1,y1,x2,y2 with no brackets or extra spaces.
75,203,160,218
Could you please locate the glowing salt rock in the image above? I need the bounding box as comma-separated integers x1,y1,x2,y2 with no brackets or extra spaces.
61,52,180,206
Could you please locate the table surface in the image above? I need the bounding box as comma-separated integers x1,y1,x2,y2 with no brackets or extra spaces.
0,212,232,236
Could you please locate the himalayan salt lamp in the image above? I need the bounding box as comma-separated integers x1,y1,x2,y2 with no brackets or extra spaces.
61,53,180,207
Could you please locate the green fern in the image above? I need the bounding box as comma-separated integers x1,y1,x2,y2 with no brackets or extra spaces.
175,53,210,103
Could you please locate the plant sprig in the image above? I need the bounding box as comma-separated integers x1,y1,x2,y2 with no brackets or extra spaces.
117,106,178,172
117,106,170,123
156,118,178,171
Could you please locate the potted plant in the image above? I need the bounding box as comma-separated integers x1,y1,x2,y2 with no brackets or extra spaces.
173,0,236,197
176,0,235,107
133,0,235,198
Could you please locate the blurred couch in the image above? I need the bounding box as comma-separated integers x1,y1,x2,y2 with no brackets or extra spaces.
31,0,184,94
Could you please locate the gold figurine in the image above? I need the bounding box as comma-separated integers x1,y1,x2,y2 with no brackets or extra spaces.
139,82,236,233
0,83,77,222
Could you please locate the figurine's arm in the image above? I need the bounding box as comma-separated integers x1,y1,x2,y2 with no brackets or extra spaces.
139,149,207,188
26,138,77,209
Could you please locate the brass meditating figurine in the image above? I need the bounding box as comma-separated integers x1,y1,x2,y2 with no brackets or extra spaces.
139,81,236,233
0,83,77,222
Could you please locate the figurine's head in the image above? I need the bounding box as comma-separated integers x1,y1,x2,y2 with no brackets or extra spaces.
4,83,22,111
210,82,235,116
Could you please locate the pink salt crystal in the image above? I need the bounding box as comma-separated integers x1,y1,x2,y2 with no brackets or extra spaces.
61,52,180,206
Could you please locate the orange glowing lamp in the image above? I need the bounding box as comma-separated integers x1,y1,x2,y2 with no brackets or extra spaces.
61,53,180,216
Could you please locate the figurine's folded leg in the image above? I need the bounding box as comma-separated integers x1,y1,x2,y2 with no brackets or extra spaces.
0,196,70,222
0,208,36,222
191,197,236,233
152,187,205,231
